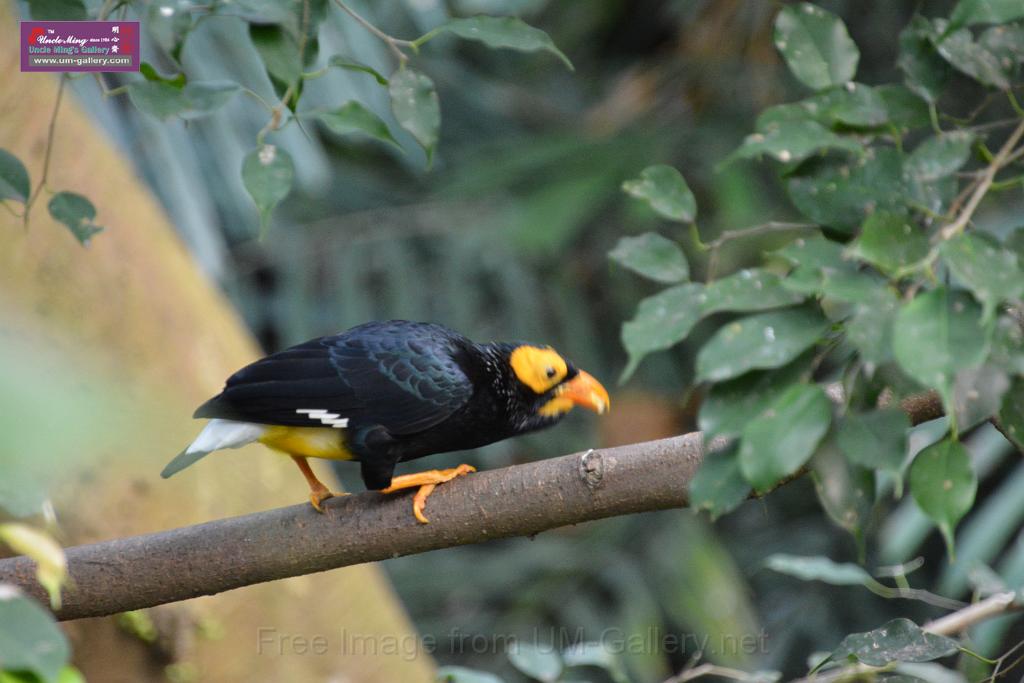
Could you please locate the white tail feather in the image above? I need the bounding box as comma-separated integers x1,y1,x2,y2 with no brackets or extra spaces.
186,419,266,454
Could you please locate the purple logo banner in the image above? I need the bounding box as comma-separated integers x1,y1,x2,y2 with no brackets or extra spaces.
21,21,140,72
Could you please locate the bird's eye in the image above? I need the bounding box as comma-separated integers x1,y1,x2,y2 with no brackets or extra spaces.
545,366,557,379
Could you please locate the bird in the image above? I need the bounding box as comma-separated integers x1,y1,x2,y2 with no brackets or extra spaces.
161,320,610,523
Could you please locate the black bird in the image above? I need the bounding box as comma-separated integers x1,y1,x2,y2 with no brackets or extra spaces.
162,320,610,522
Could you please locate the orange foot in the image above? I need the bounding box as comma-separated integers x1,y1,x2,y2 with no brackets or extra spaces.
292,455,346,513
380,464,476,524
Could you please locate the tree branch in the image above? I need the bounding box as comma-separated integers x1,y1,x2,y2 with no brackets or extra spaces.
0,391,943,622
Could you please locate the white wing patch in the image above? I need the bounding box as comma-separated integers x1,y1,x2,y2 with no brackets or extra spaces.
296,409,350,429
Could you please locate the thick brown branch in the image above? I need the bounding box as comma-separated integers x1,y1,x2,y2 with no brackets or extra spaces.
0,391,944,622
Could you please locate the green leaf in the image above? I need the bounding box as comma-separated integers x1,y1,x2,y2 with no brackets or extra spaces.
507,642,562,683
892,287,993,408
932,20,1012,89
699,357,811,439
898,17,951,104
952,364,1009,431
773,3,860,90
417,16,573,71
327,56,388,85
317,102,399,148
998,376,1024,451
435,666,505,683
0,585,71,683
621,165,696,223
562,642,628,683
812,437,875,551
773,233,851,272
696,306,829,382
139,62,186,87
25,0,87,21
47,192,102,246
836,409,910,489
0,149,30,204
950,0,1024,29
763,553,876,587
250,24,303,105
939,233,1024,322
608,232,689,284
738,383,832,492
980,23,1024,64
876,84,931,129
145,1,193,63
389,68,440,160
910,438,977,557
730,119,862,164
804,83,889,128
128,78,238,120
906,132,975,182
847,211,928,276
242,145,295,234
787,147,905,232
689,443,751,520
621,270,804,381
829,618,959,667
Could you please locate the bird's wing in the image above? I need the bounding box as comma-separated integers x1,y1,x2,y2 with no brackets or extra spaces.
194,327,473,435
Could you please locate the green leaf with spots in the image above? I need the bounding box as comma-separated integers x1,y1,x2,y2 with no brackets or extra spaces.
507,642,562,683
898,17,951,103
847,211,928,277
608,232,688,284
910,438,977,557
939,233,1024,321
417,16,573,71
242,145,295,234
932,20,1012,89
327,56,389,85
730,119,862,164
906,131,975,181
318,102,400,148
949,0,1024,30
699,355,811,439
827,618,959,668
620,270,804,381
952,364,1009,432
773,3,860,91
803,83,888,128
787,148,906,232
773,234,851,272
696,306,829,382
621,165,696,223
893,287,993,408
836,409,909,492
998,377,1024,451
689,443,751,520
47,192,102,245
389,68,440,160
0,149,30,204
738,383,832,492
0,585,71,683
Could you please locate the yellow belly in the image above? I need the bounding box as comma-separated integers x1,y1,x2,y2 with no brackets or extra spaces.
258,425,356,461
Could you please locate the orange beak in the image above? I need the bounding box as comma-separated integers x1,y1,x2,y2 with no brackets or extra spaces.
555,370,610,415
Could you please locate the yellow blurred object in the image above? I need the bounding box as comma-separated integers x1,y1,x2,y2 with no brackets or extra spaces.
0,3,434,680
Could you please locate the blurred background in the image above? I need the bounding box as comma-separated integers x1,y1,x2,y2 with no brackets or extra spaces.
5,0,1024,681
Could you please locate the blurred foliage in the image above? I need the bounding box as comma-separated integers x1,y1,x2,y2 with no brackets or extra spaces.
6,0,1024,681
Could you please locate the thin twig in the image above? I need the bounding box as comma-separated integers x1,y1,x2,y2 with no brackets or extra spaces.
665,663,763,682
23,75,66,227
938,119,1024,242
333,0,411,65
923,591,1019,635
